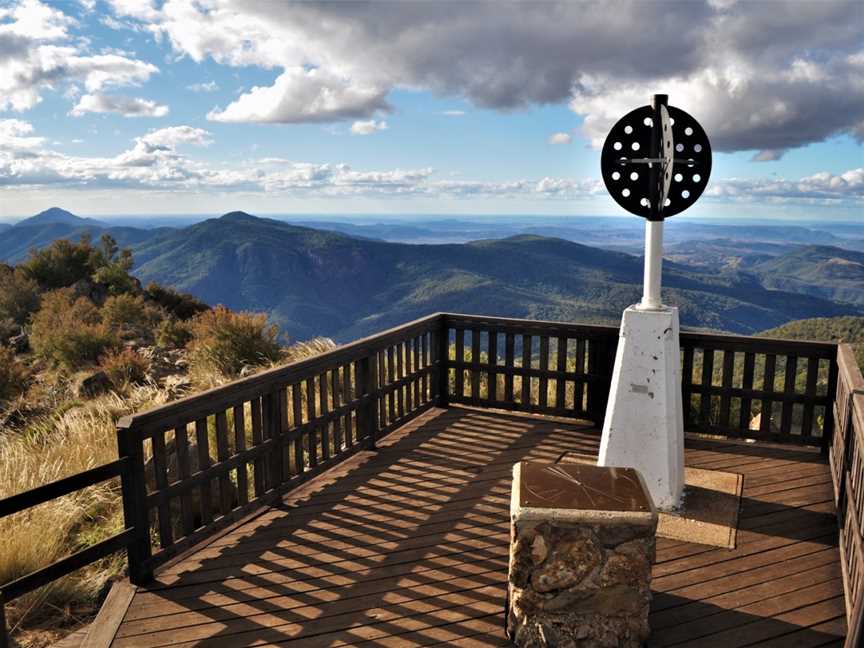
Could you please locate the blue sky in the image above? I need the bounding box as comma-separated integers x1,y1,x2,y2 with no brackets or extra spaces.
0,0,861,221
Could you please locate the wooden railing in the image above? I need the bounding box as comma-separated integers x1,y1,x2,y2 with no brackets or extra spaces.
116,313,440,583
0,311,852,644
831,343,864,646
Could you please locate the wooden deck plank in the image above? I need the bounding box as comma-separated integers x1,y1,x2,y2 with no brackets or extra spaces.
105,406,846,647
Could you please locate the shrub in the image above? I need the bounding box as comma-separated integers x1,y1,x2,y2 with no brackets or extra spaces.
0,266,40,326
144,283,209,320
99,348,150,388
188,306,281,378
30,289,118,369
156,317,193,349
18,236,97,290
101,294,165,341
0,346,28,402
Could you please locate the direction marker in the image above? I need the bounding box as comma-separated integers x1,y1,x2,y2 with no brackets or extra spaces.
597,94,712,510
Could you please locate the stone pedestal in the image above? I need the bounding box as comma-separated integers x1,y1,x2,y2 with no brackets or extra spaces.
598,305,685,510
507,461,658,648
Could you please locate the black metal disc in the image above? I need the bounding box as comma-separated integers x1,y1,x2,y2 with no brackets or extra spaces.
600,105,711,219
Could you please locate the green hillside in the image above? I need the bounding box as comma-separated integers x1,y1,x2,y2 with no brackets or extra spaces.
759,316,864,369
130,212,861,341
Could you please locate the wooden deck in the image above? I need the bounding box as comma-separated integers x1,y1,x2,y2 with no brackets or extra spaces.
105,406,846,647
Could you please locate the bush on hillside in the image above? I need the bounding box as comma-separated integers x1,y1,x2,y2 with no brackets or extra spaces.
100,294,165,342
0,266,40,326
156,317,193,349
188,306,281,378
0,346,28,402
144,283,209,320
99,348,150,388
30,289,118,369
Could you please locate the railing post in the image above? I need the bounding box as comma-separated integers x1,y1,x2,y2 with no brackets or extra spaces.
436,315,450,408
823,353,840,455
116,418,153,585
587,335,617,427
358,353,379,450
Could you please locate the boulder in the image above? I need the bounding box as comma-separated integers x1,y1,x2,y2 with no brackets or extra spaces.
74,370,112,398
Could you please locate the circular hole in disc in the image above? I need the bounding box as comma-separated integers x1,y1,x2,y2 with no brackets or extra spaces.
631,141,640,151
682,190,691,199
624,125,633,134
640,198,649,207
664,198,671,207
685,127,693,136
611,171,620,180
693,173,701,182
613,141,622,150
670,118,675,125
674,173,683,182
630,171,639,181
694,143,703,153
675,143,684,152
643,117,653,127
622,188,631,197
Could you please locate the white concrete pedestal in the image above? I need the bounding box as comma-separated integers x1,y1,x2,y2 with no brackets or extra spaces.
598,305,685,510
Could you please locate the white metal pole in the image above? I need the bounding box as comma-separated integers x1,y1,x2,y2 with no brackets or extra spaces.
640,219,664,310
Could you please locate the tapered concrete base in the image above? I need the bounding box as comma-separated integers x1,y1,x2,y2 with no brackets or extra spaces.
598,305,685,510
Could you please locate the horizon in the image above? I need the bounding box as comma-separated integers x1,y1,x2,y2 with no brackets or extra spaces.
0,1,861,221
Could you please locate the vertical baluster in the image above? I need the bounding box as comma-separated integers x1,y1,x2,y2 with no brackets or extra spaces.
395,342,404,418
342,365,353,445
575,339,586,414
739,352,755,432
539,336,549,411
719,350,734,432
700,348,715,430
292,384,305,472
780,355,798,438
150,429,173,547
263,391,282,488
801,356,819,440
435,321,449,407
505,332,515,404
488,330,498,403
233,405,249,505
306,377,318,467
413,336,421,409
521,334,532,407
556,336,566,410
214,411,233,515
760,354,777,436
319,372,331,461
332,368,343,453
386,345,397,423
471,328,481,404
250,398,264,497
455,329,465,399
194,418,213,524
174,424,195,535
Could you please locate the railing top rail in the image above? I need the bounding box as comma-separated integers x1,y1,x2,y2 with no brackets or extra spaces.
443,313,619,337
838,343,864,393
118,312,443,434
680,330,838,356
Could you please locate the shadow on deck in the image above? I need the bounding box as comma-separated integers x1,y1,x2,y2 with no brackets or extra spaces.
105,406,845,647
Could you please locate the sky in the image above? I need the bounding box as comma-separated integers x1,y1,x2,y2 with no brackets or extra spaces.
0,0,862,221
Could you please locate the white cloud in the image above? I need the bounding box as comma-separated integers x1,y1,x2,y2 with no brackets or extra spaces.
70,93,169,117
351,119,388,135
102,0,863,156
442,110,465,117
0,0,159,112
187,80,218,93
548,132,571,145
207,67,389,124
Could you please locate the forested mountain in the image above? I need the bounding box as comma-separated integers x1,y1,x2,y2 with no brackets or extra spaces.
129,212,860,341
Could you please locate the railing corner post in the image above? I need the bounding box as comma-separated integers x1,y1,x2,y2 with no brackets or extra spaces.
0,591,9,648
116,419,153,585
436,315,450,408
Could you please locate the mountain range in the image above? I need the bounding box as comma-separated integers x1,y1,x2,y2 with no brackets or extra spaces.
2,208,862,341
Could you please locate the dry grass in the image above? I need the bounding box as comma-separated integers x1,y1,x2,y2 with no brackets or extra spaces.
0,384,172,645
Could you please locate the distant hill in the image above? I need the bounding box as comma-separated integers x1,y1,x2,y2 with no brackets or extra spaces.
752,245,864,307
759,316,864,369
129,212,861,341
13,207,109,229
